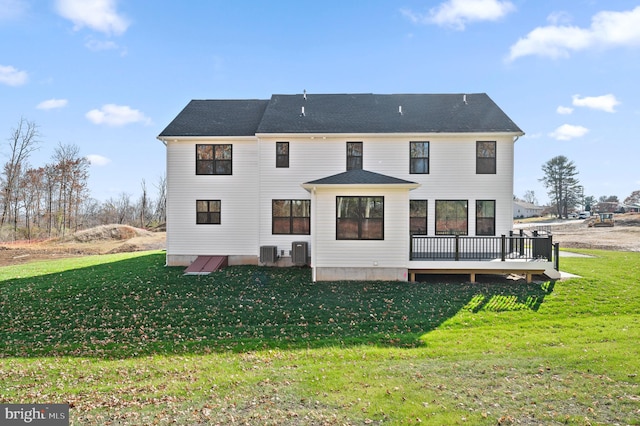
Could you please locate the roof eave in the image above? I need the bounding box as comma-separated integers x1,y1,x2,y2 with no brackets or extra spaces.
302,182,421,192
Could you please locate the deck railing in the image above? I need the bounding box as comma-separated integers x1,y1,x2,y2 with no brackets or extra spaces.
410,233,558,268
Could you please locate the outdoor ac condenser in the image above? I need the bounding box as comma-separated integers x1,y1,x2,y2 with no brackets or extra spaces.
291,241,308,266
260,246,278,263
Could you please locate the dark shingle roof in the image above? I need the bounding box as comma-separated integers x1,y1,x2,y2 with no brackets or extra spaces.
258,93,522,134
304,169,418,186
158,93,523,137
159,99,269,137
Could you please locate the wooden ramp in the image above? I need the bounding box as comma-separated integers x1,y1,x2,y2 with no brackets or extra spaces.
184,256,228,275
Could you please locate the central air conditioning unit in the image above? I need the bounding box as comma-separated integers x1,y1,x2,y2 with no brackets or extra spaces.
260,245,278,264
291,241,308,266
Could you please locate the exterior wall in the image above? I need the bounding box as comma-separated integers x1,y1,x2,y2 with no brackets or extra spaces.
165,132,517,272
311,186,411,281
165,137,259,265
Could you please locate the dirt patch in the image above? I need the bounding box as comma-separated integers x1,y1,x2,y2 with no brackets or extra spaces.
0,225,166,267
517,213,640,252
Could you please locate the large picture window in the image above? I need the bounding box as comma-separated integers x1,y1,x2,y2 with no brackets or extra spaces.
476,200,496,236
410,200,428,235
336,196,384,240
476,141,496,174
346,142,363,170
196,144,232,175
435,200,468,235
410,142,429,174
196,200,221,224
276,142,289,168
272,200,310,234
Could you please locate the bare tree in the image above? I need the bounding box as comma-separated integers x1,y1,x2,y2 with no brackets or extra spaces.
153,173,166,226
1,118,40,238
523,190,538,205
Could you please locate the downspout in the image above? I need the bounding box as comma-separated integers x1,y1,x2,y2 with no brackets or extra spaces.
157,137,169,265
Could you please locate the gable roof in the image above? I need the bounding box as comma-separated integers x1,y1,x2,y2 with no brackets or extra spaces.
302,170,419,191
159,99,269,137
158,93,523,138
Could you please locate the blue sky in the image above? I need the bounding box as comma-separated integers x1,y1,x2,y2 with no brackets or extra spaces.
1,0,639,204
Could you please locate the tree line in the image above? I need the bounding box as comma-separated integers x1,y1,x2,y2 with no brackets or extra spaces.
521,154,640,219
1,118,165,241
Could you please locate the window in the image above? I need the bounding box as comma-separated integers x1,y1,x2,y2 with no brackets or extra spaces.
272,200,310,234
476,141,496,174
196,144,232,175
410,200,428,235
196,200,221,224
276,142,289,168
410,142,429,174
435,200,468,235
476,200,496,236
346,142,363,170
336,196,384,240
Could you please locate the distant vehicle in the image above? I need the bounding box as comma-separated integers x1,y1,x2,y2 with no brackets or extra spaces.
579,211,591,219
592,212,615,227
568,213,578,219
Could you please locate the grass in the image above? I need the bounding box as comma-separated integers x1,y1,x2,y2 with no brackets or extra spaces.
0,250,639,424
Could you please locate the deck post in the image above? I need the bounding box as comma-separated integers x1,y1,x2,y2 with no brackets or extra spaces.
455,235,460,261
501,234,506,261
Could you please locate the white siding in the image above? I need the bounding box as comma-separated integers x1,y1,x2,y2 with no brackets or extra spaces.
165,132,517,270
312,187,410,269
166,138,259,258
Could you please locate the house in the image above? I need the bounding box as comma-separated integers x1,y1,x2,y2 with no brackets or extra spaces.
158,93,559,282
513,200,544,218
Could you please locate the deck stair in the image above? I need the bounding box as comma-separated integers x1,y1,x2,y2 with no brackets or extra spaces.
184,256,228,275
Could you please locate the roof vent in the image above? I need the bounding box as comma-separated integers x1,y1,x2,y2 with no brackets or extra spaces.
303,89,307,100
398,105,403,115
463,94,467,105
301,106,305,117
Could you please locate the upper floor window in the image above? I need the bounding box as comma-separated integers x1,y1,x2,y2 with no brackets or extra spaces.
346,142,363,170
336,196,384,240
272,200,310,234
276,142,289,168
410,200,428,235
410,142,429,174
196,200,221,224
435,200,468,235
196,144,232,175
476,200,496,236
476,141,496,174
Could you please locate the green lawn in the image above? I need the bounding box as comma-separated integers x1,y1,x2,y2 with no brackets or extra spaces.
0,250,638,424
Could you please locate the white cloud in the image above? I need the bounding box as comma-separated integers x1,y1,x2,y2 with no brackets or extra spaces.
549,124,589,140
85,38,119,51
401,0,515,30
86,154,111,166
0,64,27,86
556,106,574,115
86,104,151,126
508,6,640,61
0,0,28,21
572,94,620,113
55,0,129,36
37,98,68,110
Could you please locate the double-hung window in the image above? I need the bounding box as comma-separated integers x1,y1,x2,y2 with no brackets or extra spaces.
435,200,468,235
276,142,289,168
476,200,496,236
476,141,496,174
196,200,221,224
410,142,429,174
346,142,363,170
336,196,384,240
272,200,310,234
410,200,428,235
196,144,232,175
